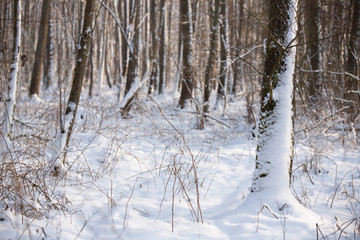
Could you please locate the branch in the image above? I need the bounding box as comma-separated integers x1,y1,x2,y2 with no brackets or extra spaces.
98,0,133,55
299,68,360,81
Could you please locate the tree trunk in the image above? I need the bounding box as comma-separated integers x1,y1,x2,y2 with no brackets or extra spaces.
29,0,52,97
178,0,194,108
251,0,297,194
304,0,320,104
125,0,140,96
2,0,21,139
53,0,96,174
203,0,220,114
344,0,360,121
148,0,159,95
44,12,54,90
216,0,229,111
158,0,166,95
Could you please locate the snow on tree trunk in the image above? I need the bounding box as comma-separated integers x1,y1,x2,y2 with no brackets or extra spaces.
250,0,298,199
52,0,95,174
2,0,21,140
215,0,229,113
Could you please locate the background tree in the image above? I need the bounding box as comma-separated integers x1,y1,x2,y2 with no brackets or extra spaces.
29,0,52,97
203,0,220,114
216,0,229,111
304,0,320,105
53,0,96,173
344,0,360,122
178,0,194,108
2,0,21,139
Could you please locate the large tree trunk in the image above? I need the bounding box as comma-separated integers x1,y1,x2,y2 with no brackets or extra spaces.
29,0,52,97
178,0,194,108
2,0,21,140
53,0,96,174
251,0,297,197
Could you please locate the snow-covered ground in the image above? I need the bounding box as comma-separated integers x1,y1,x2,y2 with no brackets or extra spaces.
0,89,359,239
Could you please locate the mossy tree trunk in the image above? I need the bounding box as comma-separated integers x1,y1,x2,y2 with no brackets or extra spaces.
251,0,297,192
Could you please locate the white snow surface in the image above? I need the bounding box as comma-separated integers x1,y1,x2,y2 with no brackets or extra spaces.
0,88,358,240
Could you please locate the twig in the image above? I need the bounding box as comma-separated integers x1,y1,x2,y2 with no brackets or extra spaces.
259,204,279,219
150,97,203,224
174,108,231,129
123,178,137,229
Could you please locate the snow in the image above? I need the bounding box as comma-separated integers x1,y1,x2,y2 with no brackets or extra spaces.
0,1,359,237
0,88,358,240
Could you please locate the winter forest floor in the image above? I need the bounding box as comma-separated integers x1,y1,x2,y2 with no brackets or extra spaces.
0,88,359,240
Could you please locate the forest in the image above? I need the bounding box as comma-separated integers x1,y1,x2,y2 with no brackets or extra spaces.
0,0,359,239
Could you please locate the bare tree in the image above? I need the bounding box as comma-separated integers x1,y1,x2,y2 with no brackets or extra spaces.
158,0,167,94
344,0,360,121
53,0,96,174
304,0,320,104
216,0,229,111
178,0,194,108
251,0,298,194
203,0,220,114
2,0,21,140
29,0,52,97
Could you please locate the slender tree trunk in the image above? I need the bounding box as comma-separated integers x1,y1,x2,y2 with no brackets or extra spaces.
44,12,54,90
29,0,52,97
121,0,129,80
304,0,320,104
148,0,158,95
216,0,229,111
53,0,96,174
203,0,220,114
344,0,360,121
178,0,194,108
121,0,140,116
2,0,21,139
125,0,140,95
158,0,166,94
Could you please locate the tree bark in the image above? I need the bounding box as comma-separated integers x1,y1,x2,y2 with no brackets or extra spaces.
158,0,166,95
178,0,194,108
216,0,229,111
148,0,159,95
29,0,52,97
304,0,320,104
344,0,360,121
203,0,220,114
2,0,21,139
44,11,54,89
252,0,298,193
53,0,96,174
